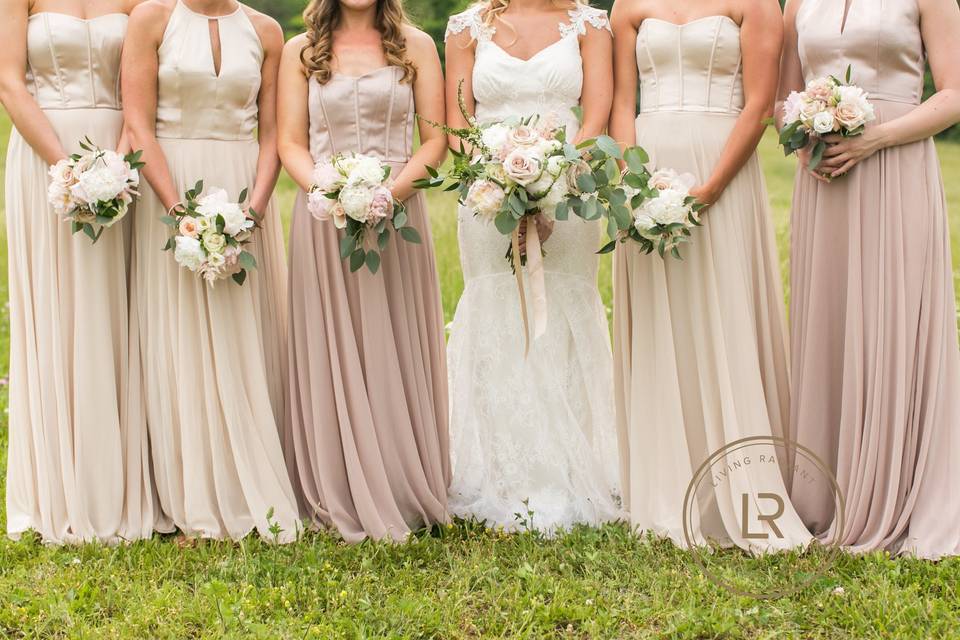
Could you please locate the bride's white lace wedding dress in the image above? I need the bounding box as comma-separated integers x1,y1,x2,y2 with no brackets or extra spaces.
444,3,622,533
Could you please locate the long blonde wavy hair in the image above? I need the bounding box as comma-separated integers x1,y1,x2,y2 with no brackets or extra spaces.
476,0,588,45
300,0,417,85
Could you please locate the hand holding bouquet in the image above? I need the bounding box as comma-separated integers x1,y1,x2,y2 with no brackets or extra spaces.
776,66,875,171
308,152,420,275
162,182,259,286
48,137,144,243
601,168,704,260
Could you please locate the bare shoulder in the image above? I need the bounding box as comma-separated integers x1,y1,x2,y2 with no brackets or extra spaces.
402,25,439,58
736,0,784,22
128,0,174,34
283,32,310,58
242,4,284,50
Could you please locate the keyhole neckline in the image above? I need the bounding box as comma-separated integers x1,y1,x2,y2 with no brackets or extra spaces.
178,0,242,20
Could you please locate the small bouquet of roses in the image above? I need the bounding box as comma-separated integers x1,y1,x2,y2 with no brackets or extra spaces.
308,152,419,274
162,182,259,286
777,66,875,171
47,137,144,243
601,168,704,260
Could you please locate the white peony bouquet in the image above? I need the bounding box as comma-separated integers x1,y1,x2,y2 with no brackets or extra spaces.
777,66,875,171
162,182,259,286
600,168,705,260
307,152,419,274
47,138,144,243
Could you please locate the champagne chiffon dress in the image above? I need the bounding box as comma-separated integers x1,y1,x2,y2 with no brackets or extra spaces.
789,0,960,559
132,1,298,542
5,13,162,544
284,66,450,543
614,16,812,551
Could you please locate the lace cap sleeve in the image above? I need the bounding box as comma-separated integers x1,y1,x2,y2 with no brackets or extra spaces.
445,4,496,43
560,5,612,38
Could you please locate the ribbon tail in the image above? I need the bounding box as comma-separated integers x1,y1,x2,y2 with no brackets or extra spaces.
525,217,548,341
511,228,531,357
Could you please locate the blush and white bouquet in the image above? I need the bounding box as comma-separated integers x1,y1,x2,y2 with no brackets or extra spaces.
600,168,704,260
307,152,419,274
777,66,875,171
416,83,650,269
162,182,259,286
48,138,144,243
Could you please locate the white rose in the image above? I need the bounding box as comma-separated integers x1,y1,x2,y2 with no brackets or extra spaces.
834,100,867,131
485,162,508,184
539,177,570,220
812,110,836,134
202,230,227,254
648,168,694,193
508,124,541,147
545,155,566,177
805,77,836,103
464,179,506,221
343,154,385,186
49,159,76,187
799,99,825,127
206,251,226,268
339,184,375,222
502,147,544,187
174,236,205,271
48,182,76,217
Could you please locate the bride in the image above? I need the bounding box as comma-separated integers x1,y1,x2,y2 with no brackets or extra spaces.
444,0,622,533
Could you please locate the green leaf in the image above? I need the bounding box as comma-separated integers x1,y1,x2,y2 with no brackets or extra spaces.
382,165,392,182
597,240,618,255
495,210,519,235
594,135,623,160
160,215,179,227
82,224,97,242
232,270,247,286
349,249,366,272
571,105,584,125
554,200,569,221
576,173,597,194
365,251,381,274
162,237,175,251
624,146,649,173
399,226,422,244
845,64,852,84
339,235,356,259
238,251,257,271
378,229,390,250
71,221,83,235
238,188,248,203
393,208,408,229
808,140,827,171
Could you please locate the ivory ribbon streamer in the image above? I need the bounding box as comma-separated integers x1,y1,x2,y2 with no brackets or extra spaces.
511,217,549,357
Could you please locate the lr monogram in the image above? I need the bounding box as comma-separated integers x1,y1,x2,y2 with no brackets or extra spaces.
741,492,785,540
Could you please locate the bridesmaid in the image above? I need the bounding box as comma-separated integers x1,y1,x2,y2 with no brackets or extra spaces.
609,0,812,551
780,0,960,558
123,0,300,542
1,0,164,543
277,0,449,542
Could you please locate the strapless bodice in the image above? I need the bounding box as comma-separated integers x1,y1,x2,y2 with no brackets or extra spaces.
636,16,744,115
307,66,415,165
25,13,128,110
797,0,925,105
156,1,263,140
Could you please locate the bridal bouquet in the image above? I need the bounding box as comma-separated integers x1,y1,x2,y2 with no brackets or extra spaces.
415,83,652,352
48,138,144,243
777,66,875,170
162,182,259,286
601,168,704,260
308,152,420,274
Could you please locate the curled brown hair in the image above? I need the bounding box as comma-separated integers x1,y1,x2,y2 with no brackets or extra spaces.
300,0,417,85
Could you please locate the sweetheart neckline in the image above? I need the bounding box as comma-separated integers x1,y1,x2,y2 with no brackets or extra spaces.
28,12,127,22
481,35,577,65
641,15,740,29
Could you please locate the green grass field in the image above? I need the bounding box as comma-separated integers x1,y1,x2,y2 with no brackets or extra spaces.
1,110,959,638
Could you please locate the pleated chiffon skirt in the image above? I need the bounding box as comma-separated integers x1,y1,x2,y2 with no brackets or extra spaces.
132,136,299,542
789,100,960,559
614,111,812,552
5,108,162,544
285,188,450,543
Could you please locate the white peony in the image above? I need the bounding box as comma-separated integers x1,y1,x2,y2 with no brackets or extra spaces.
174,235,205,271
74,164,128,205
539,176,570,220
640,188,690,227
783,91,805,125
481,124,512,155
196,188,248,236
339,184,375,222
813,110,836,134
342,153,385,186
312,160,344,193
465,179,506,221
526,172,557,199
48,182,76,217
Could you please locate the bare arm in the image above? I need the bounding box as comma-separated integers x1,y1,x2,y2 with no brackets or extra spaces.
122,1,181,211
693,0,784,206
774,0,805,128
609,0,640,150
247,11,284,214
391,27,447,201
444,28,477,150
0,0,66,165
576,19,614,142
276,34,314,192
820,0,960,177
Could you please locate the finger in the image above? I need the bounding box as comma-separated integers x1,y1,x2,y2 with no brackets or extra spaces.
830,159,857,178
822,144,847,158
819,154,849,170
807,169,831,183
821,134,844,144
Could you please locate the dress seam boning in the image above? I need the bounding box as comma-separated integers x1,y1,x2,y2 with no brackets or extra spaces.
84,22,97,106
316,84,337,157
384,68,396,161
705,19,722,109
43,14,66,107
